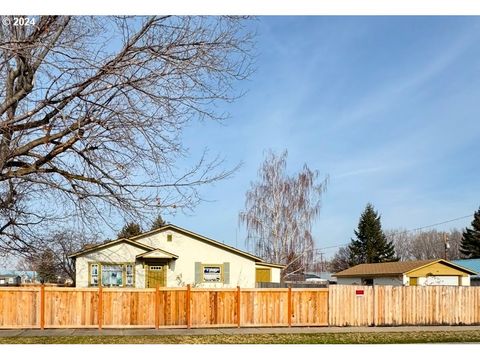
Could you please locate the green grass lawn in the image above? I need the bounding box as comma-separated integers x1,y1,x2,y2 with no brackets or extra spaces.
1,331,480,344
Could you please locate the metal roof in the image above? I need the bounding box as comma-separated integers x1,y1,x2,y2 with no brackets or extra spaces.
451,259,480,278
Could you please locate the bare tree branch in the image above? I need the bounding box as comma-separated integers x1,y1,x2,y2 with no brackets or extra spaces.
0,16,254,254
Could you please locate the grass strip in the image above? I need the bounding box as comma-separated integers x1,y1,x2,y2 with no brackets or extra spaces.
1,331,480,344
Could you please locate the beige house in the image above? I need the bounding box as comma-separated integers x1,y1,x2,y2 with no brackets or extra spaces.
70,224,283,288
335,259,476,286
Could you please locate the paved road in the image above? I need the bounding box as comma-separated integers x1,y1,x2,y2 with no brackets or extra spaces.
0,326,479,337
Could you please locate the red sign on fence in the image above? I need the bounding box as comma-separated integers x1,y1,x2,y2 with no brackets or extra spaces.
355,289,364,296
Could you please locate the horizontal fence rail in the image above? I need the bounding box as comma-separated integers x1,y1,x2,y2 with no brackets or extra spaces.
0,285,479,329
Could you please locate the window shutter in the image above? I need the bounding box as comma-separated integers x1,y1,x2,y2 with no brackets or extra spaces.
195,262,201,284
223,262,230,284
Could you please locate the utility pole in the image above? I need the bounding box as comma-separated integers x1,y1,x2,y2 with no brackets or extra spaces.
444,233,450,260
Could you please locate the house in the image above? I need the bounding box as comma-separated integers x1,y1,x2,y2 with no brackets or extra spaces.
0,274,21,286
334,259,477,286
69,224,283,288
451,259,480,286
0,270,38,284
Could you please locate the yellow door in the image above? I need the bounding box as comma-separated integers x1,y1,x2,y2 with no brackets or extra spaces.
147,265,166,288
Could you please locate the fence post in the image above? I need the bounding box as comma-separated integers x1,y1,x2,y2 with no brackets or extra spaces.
186,284,191,329
98,285,103,330
236,286,241,328
288,286,292,327
40,284,45,330
155,284,160,329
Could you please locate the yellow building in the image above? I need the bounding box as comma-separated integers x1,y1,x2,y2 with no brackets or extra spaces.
335,259,477,286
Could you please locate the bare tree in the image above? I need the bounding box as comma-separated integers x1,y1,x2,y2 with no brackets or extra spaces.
0,16,253,254
328,246,351,273
387,228,463,261
239,150,328,279
385,228,411,261
19,229,99,284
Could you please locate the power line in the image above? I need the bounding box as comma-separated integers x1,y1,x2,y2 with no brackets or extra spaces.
402,214,473,233
315,213,474,253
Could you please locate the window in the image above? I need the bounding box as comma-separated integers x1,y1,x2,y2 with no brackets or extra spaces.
202,265,222,283
167,234,172,242
126,264,134,286
89,263,135,287
102,264,123,287
362,278,374,286
90,264,99,286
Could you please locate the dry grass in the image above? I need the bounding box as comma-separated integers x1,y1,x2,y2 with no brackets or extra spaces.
1,331,480,344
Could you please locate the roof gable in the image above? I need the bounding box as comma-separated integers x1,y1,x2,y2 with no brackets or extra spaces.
69,238,155,258
136,248,179,259
405,259,477,276
131,224,264,262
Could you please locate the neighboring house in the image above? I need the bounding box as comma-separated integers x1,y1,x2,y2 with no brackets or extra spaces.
305,272,337,284
451,259,480,286
334,259,476,286
0,274,21,286
0,270,38,284
69,224,283,288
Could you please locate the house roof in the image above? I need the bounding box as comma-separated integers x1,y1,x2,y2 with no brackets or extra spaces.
255,262,285,269
0,274,21,278
129,224,265,262
451,259,480,278
334,259,477,277
68,238,156,258
136,248,179,260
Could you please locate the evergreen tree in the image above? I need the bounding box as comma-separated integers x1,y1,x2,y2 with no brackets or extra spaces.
348,203,397,266
150,215,167,231
460,207,480,258
118,222,142,239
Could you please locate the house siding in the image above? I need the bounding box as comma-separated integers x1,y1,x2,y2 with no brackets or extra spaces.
75,242,147,288
373,276,403,286
137,230,257,288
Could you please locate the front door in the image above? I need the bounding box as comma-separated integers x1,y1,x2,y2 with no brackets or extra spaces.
146,264,166,288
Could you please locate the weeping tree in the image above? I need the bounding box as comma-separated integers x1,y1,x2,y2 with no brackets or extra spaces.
239,150,328,279
0,16,253,255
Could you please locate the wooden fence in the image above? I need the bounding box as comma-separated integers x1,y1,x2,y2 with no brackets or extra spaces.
0,285,479,329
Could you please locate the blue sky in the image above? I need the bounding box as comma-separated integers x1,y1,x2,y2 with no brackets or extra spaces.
161,17,479,258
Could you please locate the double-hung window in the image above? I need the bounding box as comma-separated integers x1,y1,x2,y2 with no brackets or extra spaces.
126,264,134,286
202,265,223,283
90,264,99,286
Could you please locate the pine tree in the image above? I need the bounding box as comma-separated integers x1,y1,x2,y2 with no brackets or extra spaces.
460,207,480,258
118,222,142,239
150,215,167,231
348,203,397,266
